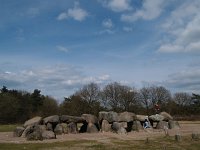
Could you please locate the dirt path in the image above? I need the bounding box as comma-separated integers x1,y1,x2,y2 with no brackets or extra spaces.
0,121,199,144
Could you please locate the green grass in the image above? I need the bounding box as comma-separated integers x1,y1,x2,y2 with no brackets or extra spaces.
0,124,21,132
0,136,199,150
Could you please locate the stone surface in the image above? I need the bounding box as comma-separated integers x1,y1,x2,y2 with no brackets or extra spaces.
160,112,173,121
43,115,59,124
156,121,169,129
99,111,119,123
60,123,68,134
81,114,99,124
24,116,42,128
13,126,25,137
60,115,85,123
132,121,143,131
117,127,127,134
149,114,164,122
46,123,53,131
87,123,99,133
168,120,180,129
136,115,148,122
118,112,136,122
54,124,63,135
21,125,33,138
67,122,78,134
26,125,43,141
42,131,56,139
101,119,112,132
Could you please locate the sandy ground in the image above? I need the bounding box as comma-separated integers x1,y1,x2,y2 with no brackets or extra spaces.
0,121,199,144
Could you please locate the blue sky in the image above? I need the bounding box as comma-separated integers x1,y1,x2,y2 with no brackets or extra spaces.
0,0,200,101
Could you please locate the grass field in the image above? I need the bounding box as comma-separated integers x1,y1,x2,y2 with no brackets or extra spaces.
0,123,200,150
0,136,199,150
0,124,20,132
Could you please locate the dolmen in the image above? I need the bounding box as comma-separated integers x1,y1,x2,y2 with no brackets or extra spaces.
13,111,180,141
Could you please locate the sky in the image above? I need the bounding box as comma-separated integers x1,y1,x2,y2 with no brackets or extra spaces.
0,0,200,101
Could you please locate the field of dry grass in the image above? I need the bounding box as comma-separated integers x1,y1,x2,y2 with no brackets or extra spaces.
0,121,199,150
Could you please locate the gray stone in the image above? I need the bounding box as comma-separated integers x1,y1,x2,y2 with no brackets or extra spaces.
26,125,43,141
99,111,118,123
117,127,127,134
136,115,148,122
13,126,25,137
112,122,127,134
54,124,63,135
132,121,143,131
149,114,164,122
87,123,99,133
46,123,53,131
67,122,78,134
156,121,169,129
168,120,180,129
101,120,112,132
60,123,68,134
118,112,136,122
81,114,99,124
60,115,85,123
42,131,56,139
160,112,173,121
21,125,33,138
24,116,42,128
43,115,59,124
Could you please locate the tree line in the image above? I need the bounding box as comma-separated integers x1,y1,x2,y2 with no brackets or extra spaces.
0,83,200,124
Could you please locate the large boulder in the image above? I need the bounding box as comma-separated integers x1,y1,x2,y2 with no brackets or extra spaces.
99,111,118,123
160,112,173,121
42,131,56,139
87,123,99,133
156,121,169,129
54,124,63,135
43,115,60,124
118,112,136,122
46,123,53,131
149,114,164,122
24,116,42,128
132,121,143,131
60,123,68,134
60,115,85,123
13,126,25,137
26,125,43,141
112,122,127,134
168,120,180,129
67,122,78,134
21,125,33,138
81,114,99,124
101,120,112,132
136,115,148,122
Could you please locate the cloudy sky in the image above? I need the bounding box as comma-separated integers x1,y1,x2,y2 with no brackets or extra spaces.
0,0,200,101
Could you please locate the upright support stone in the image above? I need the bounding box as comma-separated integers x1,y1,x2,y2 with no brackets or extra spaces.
175,134,181,142
192,133,200,141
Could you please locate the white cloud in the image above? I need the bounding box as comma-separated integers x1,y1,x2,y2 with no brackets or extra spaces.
163,69,200,93
56,45,69,53
158,0,200,53
102,18,113,28
123,26,133,32
0,65,111,101
96,29,115,35
57,2,88,21
121,0,165,22
99,0,132,12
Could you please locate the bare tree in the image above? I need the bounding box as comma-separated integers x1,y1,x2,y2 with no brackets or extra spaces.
173,92,192,106
102,82,121,111
139,87,151,115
